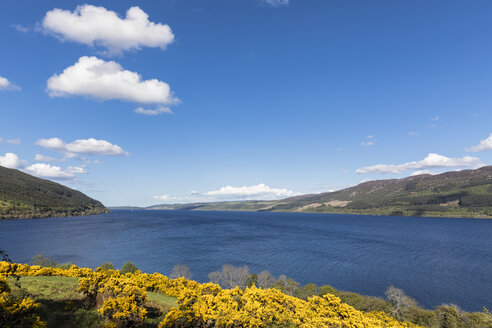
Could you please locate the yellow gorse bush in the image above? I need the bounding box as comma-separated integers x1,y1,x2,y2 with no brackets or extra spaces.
159,284,420,328
0,272,46,327
0,261,422,328
98,295,148,324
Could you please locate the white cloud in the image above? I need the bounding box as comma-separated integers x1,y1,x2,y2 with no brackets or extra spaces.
25,163,74,179
0,153,27,169
361,135,374,146
36,137,128,156
42,5,174,55
34,154,66,162
152,194,197,203
0,138,21,144
11,24,30,33
410,169,436,176
204,183,300,200
466,133,492,152
261,0,289,7
66,165,87,174
47,56,179,113
135,106,173,115
151,185,300,204
409,131,419,136
6,139,21,145
10,24,34,33
356,153,484,174
153,195,170,201
430,116,440,121
0,75,20,91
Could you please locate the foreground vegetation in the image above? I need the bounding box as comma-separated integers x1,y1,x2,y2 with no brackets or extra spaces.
0,166,108,219
0,261,419,328
1,255,491,328
148,166,492,219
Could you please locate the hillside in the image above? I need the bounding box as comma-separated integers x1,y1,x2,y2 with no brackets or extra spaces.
0,166,108,219
149,166,492,218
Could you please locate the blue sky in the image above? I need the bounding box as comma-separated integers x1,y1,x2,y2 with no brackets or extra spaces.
1,0,492,206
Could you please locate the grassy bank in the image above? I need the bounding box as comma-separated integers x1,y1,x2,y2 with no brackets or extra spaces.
1,260,491,327
1,261,422,328
6,275,177,328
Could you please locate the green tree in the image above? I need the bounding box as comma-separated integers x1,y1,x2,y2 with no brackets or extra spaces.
318,285,337,296
31,254,58,267
274,275,299,296
120,261,138,275
435,304,463,328
246,273,258,288
295,284,318,300
58,262,75,270
99,262,115,271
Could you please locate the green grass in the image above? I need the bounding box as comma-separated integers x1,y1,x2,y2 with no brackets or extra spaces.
144,292,178,326
7,276,178,328
8,276,81,300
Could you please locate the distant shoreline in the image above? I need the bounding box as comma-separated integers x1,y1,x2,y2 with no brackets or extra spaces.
107,206,492,220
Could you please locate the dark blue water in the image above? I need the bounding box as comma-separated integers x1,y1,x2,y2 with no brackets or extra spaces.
1,210,491,311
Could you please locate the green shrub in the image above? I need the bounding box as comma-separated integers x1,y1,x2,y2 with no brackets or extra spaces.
57,262,75,270
99,262,115,271
120,261,138,275
31,254,58,267
436,304,463,328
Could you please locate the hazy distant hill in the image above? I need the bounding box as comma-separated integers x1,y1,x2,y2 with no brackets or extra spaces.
149,166,492,218
0,166,108,219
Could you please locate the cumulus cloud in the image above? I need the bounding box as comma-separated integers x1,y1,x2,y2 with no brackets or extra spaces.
135,106,173,115
356,153,483,174
42,5,174,55
152,185,300,204
34,154,66,162
410,169,436,176
261,0,289,7
47,56,179,114
466,133,492,152
36,137,128,156
0,153,27,169
0,75,20,91
25,163,75,179
204,183,300,200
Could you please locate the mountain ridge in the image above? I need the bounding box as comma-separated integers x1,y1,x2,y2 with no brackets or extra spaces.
0,166,108,219
147,166,492,219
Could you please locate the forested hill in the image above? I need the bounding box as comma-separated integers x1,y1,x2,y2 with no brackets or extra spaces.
149,166,492,219
0,166,108,219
